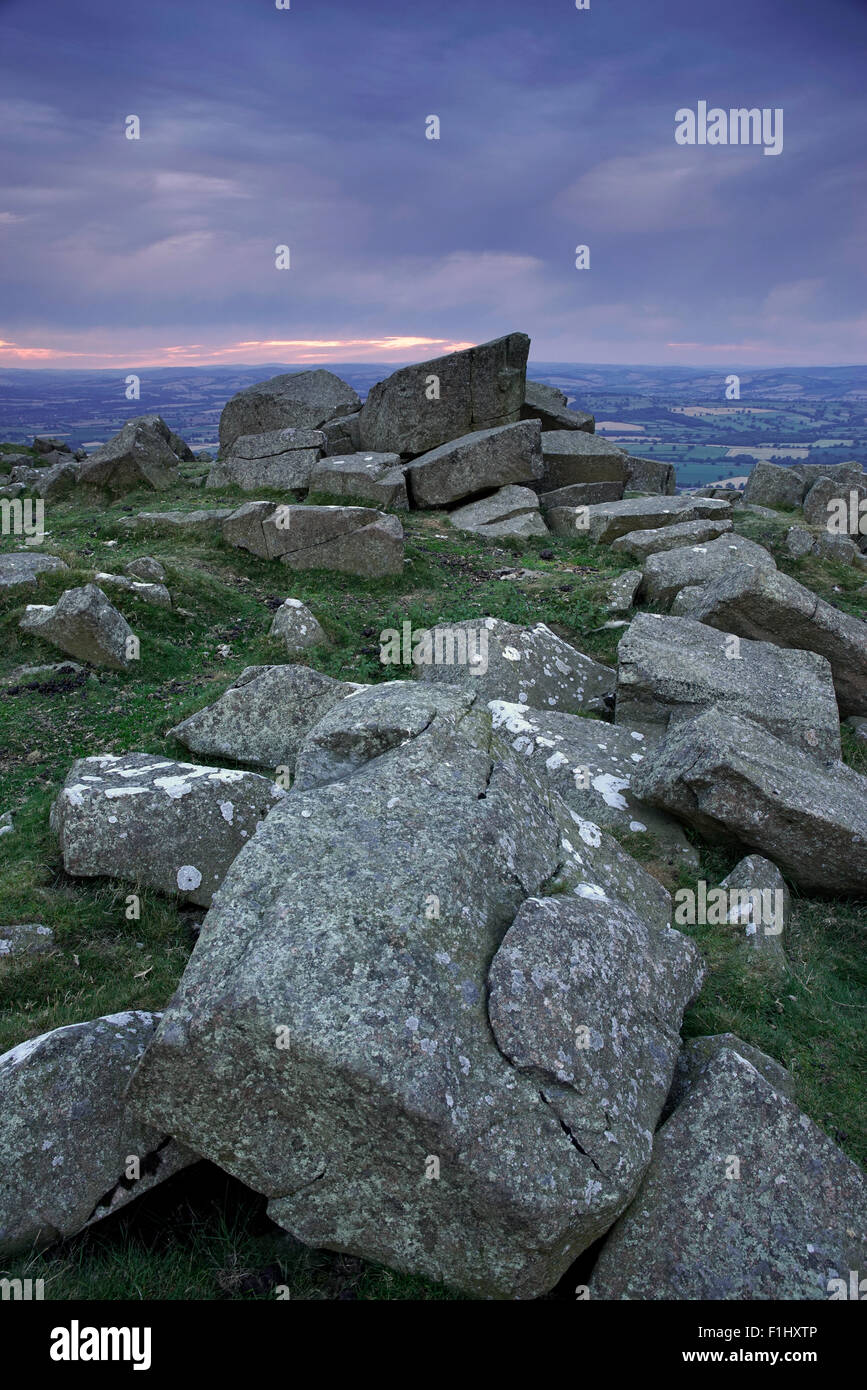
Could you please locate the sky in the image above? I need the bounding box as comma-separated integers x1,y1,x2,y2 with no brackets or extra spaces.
1,0,865,370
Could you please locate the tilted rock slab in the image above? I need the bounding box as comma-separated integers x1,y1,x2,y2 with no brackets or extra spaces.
610,517,733,560
0,1012,195,1256
222,501,404,577
671,563,867,717
310,451,408,508
219,369,361,451
51,752,285,906
539,431,628,491
447,485,548,538
623,455,676,496
168,664,366,775
129,698,698,1297
615,612,841,758
590,1047,867,1299
414,616,615,713
661,1032,794,1123
20,584,135,670
631,707,867,894
0,551,68,590
582,496,733,545
406,419,543,508
640,533,776,608
206,427,324,491
358,332,530,455
77,418,180,498
521,380,594,433
539,480,623,512
119,508,234,533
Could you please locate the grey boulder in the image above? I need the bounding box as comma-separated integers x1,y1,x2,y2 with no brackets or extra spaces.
406,420,543,508
742,461,807,510
447,485,548,538
539,431,628,491
222,502,404,578
20,584,135,671
610,517,733,560
640,534,776,608
582,496,732,545
0,551,68,590
310,451,408,508
520,380,594,433
623,456,676,495
77,418,181,498
219,370,361,451
268,597,329,655
207,428,324,491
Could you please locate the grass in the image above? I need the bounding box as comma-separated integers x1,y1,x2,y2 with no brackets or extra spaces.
1,474,865,1299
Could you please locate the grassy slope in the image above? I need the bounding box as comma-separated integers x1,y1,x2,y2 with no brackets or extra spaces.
1,465,865,1299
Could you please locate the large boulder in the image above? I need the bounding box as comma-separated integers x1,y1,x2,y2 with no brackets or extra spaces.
520,380,594,433
222,502,404,578
615,614,840,757
581,496,732,545
447,485,548,538
167,664,366,775
539,431,628,492
610,517,733,560
539,481,623,513
358,333,530,455
631,707,867,894
310,451,408,508
623,456,676,496
268,597,329,655
11,457,79,499
413,617,615,713
670,564,867,717
590,1046,867,1299
406,420,543,507
118,508,234,534
206,428,324,491
19,584,135,671
33,435,72,455
489,699,696,865
742,461,807,510
128,698,699,1298
803,474,867,529
51,752,285,906
0,1012,196,1256
640,534,776,608
0,551,68,591
77,418,181,498
219,370,361,452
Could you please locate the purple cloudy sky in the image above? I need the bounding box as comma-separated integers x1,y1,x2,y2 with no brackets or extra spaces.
1,0,865,369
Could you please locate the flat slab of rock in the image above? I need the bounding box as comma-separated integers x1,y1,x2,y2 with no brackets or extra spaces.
168,664,366,774
268,598,328,655
118,508,234,533
414,617,615,713
590,1047,867,1299
489,700,697,865
358,333,530,455
0,1012,195,1256
51,752,285,906
20,584,135,671
219,370,361,451
206,428,324,491
539,480,623,511
0,552,68,590
582,496,733,545
448,485,548,538
521,380,594,433
641,534,776,607
540,431,628,491
406,420,542,507
310,451,408,508
0,923,54,959
94,572,172,608
616,613,841,757
670,564,867,717
631,707,867,894
223,502,404,577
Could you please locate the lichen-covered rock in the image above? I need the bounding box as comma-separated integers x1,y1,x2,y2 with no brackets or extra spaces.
631,707,867,895
219,370,361,451
640,534,775,608
803,475,867,529
406,420,543,507
539,431,628,491
222,502,404,577
20,584,135,671
610,517,733,560
539,480,623,512
0,551,68,591
718,854,790,963
51,753,285,906
785,525,814,558
669,563,867,717
358,333,530,455
118,508,234,533
742,461,807,510
268,597,329,655
310,451,408,508
125,556,166,583
94,572,172,609
0,923,54,960
582,496,733,545
448,485,548,538
415,616,615,713
0,1012,195,1256
77,418,181,498
661,1033,794,1122
590,1047,867,1299
168,664,366,775
206,428,324,491
615,613,841,758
